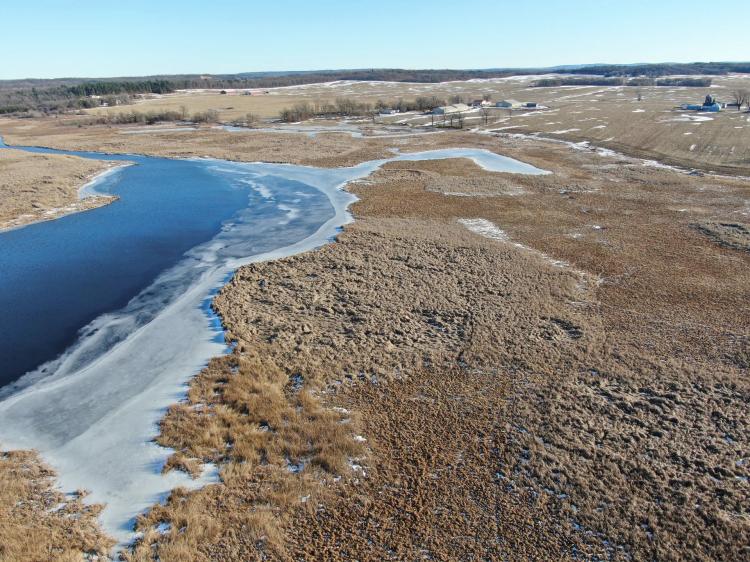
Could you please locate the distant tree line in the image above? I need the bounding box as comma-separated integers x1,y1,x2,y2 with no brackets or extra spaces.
65,80,174,96
279,96,455,122
2,61,748,116
653,78,714,87
532,77,713,88
0,80,172,115
77,107,219,126
562,62,750,77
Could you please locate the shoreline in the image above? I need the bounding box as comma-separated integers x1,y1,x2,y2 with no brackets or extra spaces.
0,161,357,550
0,157,130,233
0,158,352,537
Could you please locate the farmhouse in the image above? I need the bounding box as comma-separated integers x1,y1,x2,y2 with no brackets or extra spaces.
432,103,470,115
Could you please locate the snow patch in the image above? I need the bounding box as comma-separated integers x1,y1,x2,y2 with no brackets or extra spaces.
549,128,581,135
458,218,591,276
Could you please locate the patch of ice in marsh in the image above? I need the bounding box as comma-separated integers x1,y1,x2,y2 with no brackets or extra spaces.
121,127,198,134
660,114,714,123
457,218,512,243
221,124,364,138
391,148,549,175
549,128,581,134
458,218,583,273
286,459,307,474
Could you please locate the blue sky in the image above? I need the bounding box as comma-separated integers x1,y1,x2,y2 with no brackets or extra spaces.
3,0,746,79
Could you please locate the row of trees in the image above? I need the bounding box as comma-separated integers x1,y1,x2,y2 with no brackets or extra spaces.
565,62,750,77
279,96,454,122
65,80,174,97
532,77,713,88
79,107,219,126
279,98,377,121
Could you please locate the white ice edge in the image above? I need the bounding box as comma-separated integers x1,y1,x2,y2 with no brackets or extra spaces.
0,147,547,552
78,162,133,199
0,159,133,235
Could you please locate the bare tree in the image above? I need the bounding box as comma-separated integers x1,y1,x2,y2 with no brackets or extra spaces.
731,89,749,110
480,106,491,125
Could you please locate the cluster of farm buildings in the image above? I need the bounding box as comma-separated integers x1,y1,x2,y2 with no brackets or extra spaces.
431,99,540,115
379,98,542,116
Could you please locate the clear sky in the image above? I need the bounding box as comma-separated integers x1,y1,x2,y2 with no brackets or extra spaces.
3,0,747,79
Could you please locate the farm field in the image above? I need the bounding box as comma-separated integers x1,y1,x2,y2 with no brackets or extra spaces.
75,73,750,173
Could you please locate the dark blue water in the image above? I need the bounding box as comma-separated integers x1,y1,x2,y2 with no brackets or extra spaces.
0,143,332,389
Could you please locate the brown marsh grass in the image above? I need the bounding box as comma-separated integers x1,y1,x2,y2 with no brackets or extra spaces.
0,450,113,562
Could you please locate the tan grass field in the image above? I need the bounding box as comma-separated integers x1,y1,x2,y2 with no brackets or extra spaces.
0,150,115,230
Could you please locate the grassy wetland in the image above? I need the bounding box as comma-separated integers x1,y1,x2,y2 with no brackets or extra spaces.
1,69,749,561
